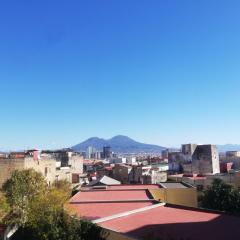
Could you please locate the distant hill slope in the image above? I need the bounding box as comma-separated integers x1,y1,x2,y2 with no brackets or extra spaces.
217,144,240,153
71,135,166,153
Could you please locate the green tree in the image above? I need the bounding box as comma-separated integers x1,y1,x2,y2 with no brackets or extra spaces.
2,169,105,240
0,192,10,221
201,178,240,214
12,212,104,240
2,169,46,226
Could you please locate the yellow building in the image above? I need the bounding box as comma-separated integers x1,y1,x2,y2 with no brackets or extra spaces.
150,182,198,208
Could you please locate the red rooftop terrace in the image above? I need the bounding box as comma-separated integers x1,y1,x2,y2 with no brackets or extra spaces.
68,184,240,240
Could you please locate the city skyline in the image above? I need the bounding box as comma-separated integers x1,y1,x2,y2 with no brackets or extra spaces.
1,1,240,149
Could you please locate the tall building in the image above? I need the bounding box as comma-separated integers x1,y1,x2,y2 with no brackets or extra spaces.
86,146,95,159
182,144,197,155
192,145,220,174
168,144,220,175
225,151,240,170
103,146,112,159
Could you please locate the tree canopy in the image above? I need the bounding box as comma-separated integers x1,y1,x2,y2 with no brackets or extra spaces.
2,169,46,226
201,178,240,214
1,169,104,240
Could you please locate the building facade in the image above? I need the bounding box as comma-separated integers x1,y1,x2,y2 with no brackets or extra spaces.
168,144,220,175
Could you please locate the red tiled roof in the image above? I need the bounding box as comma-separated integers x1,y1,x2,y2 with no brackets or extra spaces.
99,205,240,240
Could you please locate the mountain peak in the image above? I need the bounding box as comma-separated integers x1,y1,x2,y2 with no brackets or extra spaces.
71,135,166,153
110,135,130,139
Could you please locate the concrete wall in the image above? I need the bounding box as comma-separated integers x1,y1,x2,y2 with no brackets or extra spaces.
0,156,57,188
150,188,198,208
24,157,56,185
56,168,72,182
0,158,25,188
192,145,220,175
113,165,131,184
68,154,83,174
0,153,82,187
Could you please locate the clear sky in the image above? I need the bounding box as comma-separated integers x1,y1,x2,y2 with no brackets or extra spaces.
1,0,240,150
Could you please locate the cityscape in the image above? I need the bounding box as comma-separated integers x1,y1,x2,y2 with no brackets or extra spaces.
1,1,240,240
1,136,240,239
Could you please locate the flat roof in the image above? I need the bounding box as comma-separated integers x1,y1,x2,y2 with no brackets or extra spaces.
106,184,161,190
99,205,240,240
160,182,189,189
68,184,158,220
70,190,152,202
68,201,154,221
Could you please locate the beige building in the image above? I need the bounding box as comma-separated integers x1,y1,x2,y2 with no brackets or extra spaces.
0,155,56,187
113,164,168,184
150,182,198,208
0,150,84,188
141,168,167,184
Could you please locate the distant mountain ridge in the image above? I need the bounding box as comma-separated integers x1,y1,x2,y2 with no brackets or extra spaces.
71,135,166,153
217,144,240,153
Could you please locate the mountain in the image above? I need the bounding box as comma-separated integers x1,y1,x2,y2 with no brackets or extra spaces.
217,144,240,153
71,135,166,153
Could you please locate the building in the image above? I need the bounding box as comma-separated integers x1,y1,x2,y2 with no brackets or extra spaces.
112,164,132,183
224,151,240,170
150,182,197,207
112,164,168,184
67,184,239,240
68,184,162,221
168,144,220,175
141,169,167,184
0,150,84,188
126,157,136,165
168,171,240,191
103,146,112,159
86,146,96,159
182,143,197,155
220,162,234,173
192,145,220,174
0,150,56,187
87,175,121,187
226,151,240,158
94,151,102,160
96,166,114,179
99,204,240,240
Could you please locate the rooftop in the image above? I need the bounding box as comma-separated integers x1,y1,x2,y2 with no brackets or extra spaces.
68,183,240,240
70,189,152,203
68,184,159,221
159,182,189,189
99,204,240,240
106,184,161,190
87,176,121,186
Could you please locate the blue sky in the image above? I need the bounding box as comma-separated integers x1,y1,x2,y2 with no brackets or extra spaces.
1,0,240,150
